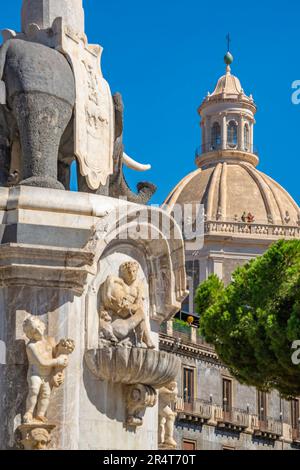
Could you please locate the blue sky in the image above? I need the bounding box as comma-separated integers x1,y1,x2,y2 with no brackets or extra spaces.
2,0,300,205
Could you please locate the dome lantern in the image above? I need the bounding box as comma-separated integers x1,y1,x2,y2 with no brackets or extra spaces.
197,48,258,169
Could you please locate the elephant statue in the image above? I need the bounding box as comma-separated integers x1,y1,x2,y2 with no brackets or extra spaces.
0,38,156,204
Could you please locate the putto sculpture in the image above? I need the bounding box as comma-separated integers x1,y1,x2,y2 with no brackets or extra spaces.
99,261,155,349
158,381,178,449
22,316,75,424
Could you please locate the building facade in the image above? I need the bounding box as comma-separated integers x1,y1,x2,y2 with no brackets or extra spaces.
162,53,300,451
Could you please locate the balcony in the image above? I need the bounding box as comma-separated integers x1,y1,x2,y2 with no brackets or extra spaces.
160,318,215,351
292,427,300,444
172,321,191,343
176,397,213,424
216,408,249,431
253,417,283,439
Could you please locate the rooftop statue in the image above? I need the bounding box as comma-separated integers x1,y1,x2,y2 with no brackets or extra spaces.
0,0,156,203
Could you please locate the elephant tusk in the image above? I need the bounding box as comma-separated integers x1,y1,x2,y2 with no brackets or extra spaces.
122,152,151,172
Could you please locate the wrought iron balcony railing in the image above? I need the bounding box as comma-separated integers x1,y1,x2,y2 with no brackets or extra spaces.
196,143,259,157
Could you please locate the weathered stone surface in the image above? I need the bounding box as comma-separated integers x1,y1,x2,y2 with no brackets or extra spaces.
2,39,75,189
21,0,85,34
158,382,178,449
126,384,157,428
17,423,56,450
99,261,155,349
85,344,180,388
22,316,74,425
0,186,186,450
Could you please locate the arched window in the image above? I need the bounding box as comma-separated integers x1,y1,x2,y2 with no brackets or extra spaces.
227,120,238,148
211,122,221,150
244,123,250,151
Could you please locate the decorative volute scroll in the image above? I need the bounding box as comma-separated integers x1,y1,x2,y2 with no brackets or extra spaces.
126,385,157,428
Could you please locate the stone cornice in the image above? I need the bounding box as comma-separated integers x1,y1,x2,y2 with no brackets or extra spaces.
159,333,222,365
0,243,95,294
196,150,259,169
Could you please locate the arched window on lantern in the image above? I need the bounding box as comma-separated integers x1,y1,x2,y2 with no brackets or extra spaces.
244,123,250,151
211,122,221,150
227,120,238,148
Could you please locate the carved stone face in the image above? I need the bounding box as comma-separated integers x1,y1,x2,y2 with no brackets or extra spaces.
23,316,46,341
57,338,75,355
30,428,50,450
120,262,139,286
168,381,177,392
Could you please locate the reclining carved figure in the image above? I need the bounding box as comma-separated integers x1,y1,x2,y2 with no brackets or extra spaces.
99,261,155,349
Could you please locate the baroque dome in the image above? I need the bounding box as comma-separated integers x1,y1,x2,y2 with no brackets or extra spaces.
164,59,300,236
164,162,300,227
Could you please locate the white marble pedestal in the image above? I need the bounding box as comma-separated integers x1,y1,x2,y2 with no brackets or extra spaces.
0,186,186,450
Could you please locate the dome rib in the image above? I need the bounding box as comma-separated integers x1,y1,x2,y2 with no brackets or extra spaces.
212,72,242,97
207,163,222,219
163,168,201,212
258,171,300,216
239,163,275,224
164,164,299,228
219,163,228,220
258,171,286,225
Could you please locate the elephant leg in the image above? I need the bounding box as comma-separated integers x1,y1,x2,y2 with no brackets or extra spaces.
12,92,73,190
57,159,71,190
0,108,11,186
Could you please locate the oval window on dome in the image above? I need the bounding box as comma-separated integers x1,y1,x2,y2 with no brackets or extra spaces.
227,121,238,149
211,122,221,150
244,123,250,152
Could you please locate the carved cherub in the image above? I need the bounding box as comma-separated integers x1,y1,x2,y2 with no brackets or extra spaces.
52,339,75,388
158,381,178,449
23,316,75,424
99,261,155,349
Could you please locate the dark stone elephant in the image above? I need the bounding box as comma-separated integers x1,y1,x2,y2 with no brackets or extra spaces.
0,39,156,203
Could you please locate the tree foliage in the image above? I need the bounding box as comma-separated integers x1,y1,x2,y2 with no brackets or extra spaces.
195,240,300,398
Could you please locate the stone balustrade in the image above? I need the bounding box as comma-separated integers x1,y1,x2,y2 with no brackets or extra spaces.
204,221,300,238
